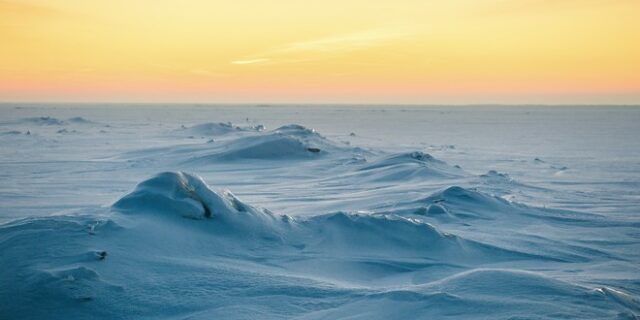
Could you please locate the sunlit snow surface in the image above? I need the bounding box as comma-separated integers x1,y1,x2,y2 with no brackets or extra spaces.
1,104,639,319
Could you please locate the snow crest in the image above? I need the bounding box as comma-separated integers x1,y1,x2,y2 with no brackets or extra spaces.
112,172,284,237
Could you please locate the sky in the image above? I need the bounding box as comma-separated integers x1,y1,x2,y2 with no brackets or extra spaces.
1,0,639,104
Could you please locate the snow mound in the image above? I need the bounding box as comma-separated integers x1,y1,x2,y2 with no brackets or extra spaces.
274,124,316,135
419,186,600,224
123,124,364,164
188,124,351,161
217,135,322,160
421,186,519,220
479,170,513,183
4,169,635,319
475,170,536,196
67,117,94,124
112,172,284,236
22,116,66,125
427,186,499,205
112,172,531,262
180,122,264,136
353,152,467,182
302,212,534,262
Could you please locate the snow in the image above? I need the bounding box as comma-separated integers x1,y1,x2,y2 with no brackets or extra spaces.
1,104,639,319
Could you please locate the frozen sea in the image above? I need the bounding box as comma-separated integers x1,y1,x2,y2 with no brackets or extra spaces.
1,104,639,319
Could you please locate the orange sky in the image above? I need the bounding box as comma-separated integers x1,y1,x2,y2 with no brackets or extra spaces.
1,0,639,104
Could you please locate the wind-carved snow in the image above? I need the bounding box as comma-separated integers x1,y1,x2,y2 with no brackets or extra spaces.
123,123,366,164
2,171,637,319
1,107,639,320
342,151,468,183
188,124,359,161
113,172,286,239
113,172,539,262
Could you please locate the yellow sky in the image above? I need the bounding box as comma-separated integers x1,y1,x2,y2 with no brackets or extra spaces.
1,0,639,104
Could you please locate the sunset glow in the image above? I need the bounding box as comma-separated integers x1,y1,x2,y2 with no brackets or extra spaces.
1,0,639,104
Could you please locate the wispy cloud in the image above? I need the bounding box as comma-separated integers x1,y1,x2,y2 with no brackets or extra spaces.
231,58,270,65
274,28,411,54
231,27,414,66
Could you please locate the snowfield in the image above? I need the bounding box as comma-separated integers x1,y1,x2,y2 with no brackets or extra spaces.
1,104,639,319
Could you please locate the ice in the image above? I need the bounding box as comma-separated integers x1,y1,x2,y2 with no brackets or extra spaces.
0,104,639,319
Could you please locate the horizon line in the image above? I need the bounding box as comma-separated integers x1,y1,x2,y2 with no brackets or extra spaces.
1,101,639,107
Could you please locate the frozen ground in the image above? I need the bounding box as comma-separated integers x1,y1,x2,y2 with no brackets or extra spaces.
0,104,639,319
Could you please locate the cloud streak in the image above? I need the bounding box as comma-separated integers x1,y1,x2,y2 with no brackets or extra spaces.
231,27,413,66
274,28,412,53
231,58,270,65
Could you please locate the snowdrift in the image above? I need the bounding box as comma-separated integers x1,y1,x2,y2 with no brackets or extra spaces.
67,116,95,124
121,124,367,165
111,172,538,263
112,171,286,238
0,216,123,318
479,170,513,183
1,171,638,319
350,151,467,182
417,186,599,223
179,122,264,136
21,116,67,125
17,116,94,126
421,186,513,219
314,269,640,320
187,124,357,162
